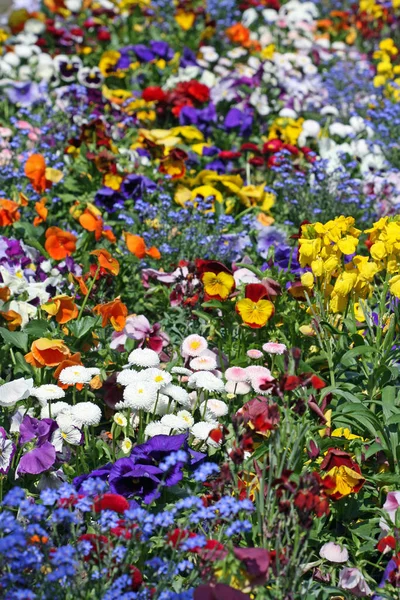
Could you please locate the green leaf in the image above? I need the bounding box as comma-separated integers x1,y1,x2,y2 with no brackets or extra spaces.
340,345,377,367
0,327,28,352
24,319,50,337
68,316,98,339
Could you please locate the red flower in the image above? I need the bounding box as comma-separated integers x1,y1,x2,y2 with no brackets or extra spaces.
262,139,283,153
167,528,196,548
142,86,166,102
187,81,210,103
377,536,396,553
218,151,242,160
93,493,130,513
310,374,327,390
129,565,143,591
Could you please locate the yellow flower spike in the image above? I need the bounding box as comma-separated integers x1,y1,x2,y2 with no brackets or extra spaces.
370,240,387,261
354,302,366,323
333,272,357,297
337,235,359,255
389,274,400,298
301,272,314,289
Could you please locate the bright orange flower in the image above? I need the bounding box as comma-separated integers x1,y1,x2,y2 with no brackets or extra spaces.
124,233,161,260
226,23,250,45
73,275,89,296
33,199,48,226
25,338,71,368
91,249,120,276
44,227,77,260
41,295,79,324
0,310,22,331
24,154,63,193
93,297,128,331
79,209,103,240
0,199,21,227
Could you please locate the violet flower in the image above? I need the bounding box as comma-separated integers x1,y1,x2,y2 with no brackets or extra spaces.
16,416,58,476
110,314,170,358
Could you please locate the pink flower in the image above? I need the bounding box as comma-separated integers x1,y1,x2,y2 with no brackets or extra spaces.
225,381,251,395
262,342,287,355
383,491,400,526
247,349,263,360
225,366,248,382
110,315,169,358
319,542,349,563
338,568,372,597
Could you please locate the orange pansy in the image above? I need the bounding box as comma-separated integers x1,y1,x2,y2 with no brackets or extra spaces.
25,338,71,368
0,199,21,227
33,199,48,226
44,227,77,260
79,209,103,240
41,295,79,324
124,233,161,260
24,154,49,193
0,310,22,331
93,297,128,331
0,286,10,302
91,248,120,276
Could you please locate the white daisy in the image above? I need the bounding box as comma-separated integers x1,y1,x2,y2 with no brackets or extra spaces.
31,384,65,405
144,421,171,437
114,413,127,427
59,365,100,386
189,354,217,371
160,414,190,430
181,334,208,357
225,366,248,382
121,438,132,454
127,348,160,368
149,393,174,416
140,368,172,389
41,401,71,420
262,342,287,355
201,398,228,419
177,410,194,428
70,402,102,427
122,382,158,411
188,371,225,392
171,367,193,376
162,384,190,407
116,369,142,386
191,420,218,441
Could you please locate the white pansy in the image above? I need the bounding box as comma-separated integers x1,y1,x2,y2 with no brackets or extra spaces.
0,378,33,407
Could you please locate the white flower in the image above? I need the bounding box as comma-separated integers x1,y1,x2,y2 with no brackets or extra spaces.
181,334,208,357
191,420,217,440
188,371,225,392
41,401,70,420
201,398,228,418
149,393,173,416
171,367,193,376
225,380,251,395
0,378,34,407
189,354,217,371
163,384,190,407
52,425,82,450
31,385,65,405
320,542,349,563
161,414,190,430
177,410,194,428
127,348,160,368
144,422,171,437
114,413,127,427
141,368,172,388
70,402,102,427
117,369,142,386
121,438,132,454
121,382,158,411
59,366,100,386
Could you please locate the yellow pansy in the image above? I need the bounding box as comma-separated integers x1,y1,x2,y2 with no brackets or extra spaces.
203,271,235,300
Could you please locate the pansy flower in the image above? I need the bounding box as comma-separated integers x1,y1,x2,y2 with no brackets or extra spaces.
236,283,275,328
196,259,235,301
